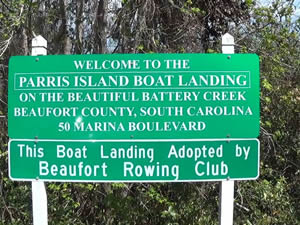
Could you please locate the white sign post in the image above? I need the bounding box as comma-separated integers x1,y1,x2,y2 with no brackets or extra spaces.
219,33,235,225
31,35,48,225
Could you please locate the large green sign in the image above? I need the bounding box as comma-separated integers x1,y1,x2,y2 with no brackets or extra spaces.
8,54,259,139
9,139,259,182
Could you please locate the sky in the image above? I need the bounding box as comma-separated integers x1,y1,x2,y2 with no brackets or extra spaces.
259,0,300,18
295,0,300,17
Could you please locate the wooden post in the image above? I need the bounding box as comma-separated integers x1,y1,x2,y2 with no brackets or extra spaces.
31,35,48,225
220,33,235,225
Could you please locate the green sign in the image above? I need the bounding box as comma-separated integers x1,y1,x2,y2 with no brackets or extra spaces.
9,139,259,182
8,54,259,139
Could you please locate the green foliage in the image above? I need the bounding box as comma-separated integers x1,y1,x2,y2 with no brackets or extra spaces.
235,177,297,224
0,141,32,224
233,1,300,223
0,0,300,224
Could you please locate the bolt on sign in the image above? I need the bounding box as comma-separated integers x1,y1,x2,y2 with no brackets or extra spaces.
9,139,259,182
8,54,260,140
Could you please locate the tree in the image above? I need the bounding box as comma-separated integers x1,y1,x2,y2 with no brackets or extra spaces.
111,0,250,53
231,0,300,223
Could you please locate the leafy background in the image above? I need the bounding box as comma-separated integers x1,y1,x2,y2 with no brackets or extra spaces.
0,0,299,224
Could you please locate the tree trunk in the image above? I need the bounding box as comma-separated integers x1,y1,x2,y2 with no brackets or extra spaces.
75,0,84,54
93,0,108,54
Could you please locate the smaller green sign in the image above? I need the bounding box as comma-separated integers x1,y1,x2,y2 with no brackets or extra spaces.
9,139,259,182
